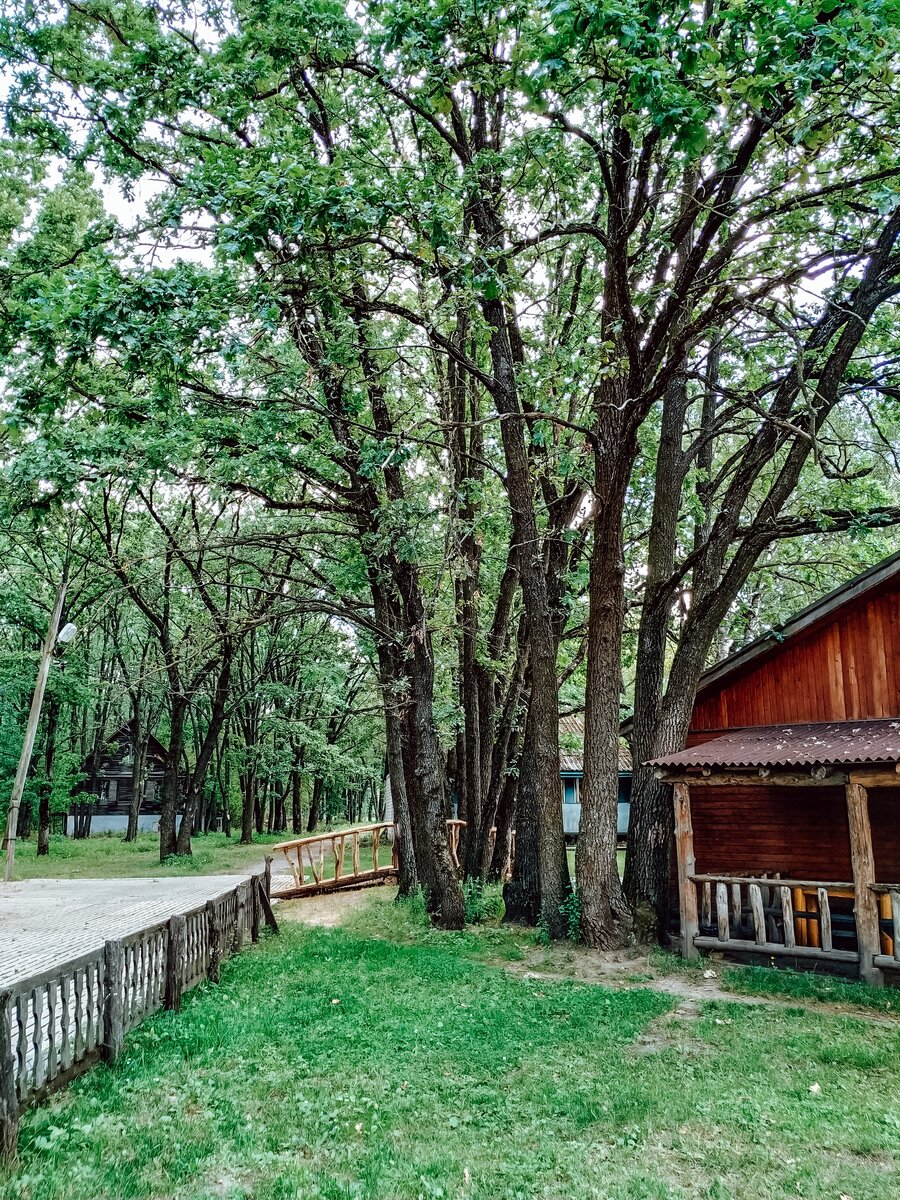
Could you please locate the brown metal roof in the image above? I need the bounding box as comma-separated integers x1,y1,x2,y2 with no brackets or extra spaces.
649,719,900,772
559,713,633,772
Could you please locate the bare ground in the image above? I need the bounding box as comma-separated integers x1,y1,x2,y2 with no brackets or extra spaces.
274,885,378,928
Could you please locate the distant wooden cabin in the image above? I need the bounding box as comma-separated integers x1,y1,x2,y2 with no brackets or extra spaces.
651,551,900,984
559,713,632,838
74,727,169,833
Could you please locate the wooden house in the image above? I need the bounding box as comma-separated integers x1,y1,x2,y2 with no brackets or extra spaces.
650,551,900,984
74,727,168,832
559,713,632,838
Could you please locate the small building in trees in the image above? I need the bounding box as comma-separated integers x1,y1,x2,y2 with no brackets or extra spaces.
651,551,900,984
559,714,632,838
73,726,168,835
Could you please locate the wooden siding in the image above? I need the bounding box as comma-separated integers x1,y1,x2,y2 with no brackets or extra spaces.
689,784,900,883
691,578,900,732
690,785,852,879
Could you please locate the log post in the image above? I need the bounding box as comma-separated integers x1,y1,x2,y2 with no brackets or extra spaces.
845,781,883,986
264,854,272,901
250,875,261,944
0,991,18,1162
234,883,247,952
165,915,187,1011
672,782,699,959
258,881,279,933
206,900,221,984
103,940,124,1063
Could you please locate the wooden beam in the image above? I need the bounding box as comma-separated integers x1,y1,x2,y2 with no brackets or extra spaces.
656,770,847,787
692,874,854,889
848,769,900,788
694,937,858,963
673,782,699,959
845,781,884,986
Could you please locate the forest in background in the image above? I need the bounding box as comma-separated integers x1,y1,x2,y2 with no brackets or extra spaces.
0,0,899,946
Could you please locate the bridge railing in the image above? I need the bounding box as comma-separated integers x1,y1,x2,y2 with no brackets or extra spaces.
273,823,398,897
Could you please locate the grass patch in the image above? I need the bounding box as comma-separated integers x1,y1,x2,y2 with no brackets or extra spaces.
721,963,900,1014
3,901,899,1200
9,832,294,879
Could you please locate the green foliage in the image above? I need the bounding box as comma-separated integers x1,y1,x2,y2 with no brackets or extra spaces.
560,883,582,944
462,877,504,924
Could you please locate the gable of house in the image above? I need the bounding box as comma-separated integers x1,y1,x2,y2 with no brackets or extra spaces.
690,552,900,738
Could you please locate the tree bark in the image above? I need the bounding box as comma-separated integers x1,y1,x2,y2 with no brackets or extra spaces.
36,696,59,856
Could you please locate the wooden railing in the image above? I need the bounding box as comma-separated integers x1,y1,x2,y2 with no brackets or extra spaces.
870,884,900,969
689,874,861,963
1,868,277,1160
446,820,514,880
273,823,397,897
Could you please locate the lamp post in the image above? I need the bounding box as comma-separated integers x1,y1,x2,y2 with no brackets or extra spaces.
3,583,76,882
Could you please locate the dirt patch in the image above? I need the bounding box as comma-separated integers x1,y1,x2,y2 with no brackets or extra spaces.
630,997,707,1055
275,887,377,928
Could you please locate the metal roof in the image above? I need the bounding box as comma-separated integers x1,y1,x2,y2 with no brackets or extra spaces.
649,719,900,772
559,712,633,772
693,549,900,701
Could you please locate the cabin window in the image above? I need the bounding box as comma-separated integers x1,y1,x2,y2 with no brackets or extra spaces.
563,779,579,805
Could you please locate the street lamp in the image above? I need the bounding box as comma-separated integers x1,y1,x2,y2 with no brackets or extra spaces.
3,585,74,882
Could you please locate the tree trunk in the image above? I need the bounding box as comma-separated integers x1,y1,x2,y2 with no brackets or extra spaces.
125,705,145,843
291,767,303,834
577,429,632,949
307,776,322,833
159,699,187,860
37,697,59,856
502,707,541,924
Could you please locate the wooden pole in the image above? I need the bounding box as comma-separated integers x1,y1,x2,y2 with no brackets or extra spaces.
206,900,221,984
0,991,18,1161
103,940,124,1063
164,915,187,1011
3,578,67,881
672,782,699,959
845,781,884,986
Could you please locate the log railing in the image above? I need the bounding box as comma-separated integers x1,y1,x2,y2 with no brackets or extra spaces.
690,874,860,964
1,868,277,1161
870,884,900,969
273,823,398,897
446,820,514,880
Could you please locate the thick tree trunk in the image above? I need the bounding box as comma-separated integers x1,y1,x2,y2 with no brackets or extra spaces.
623,371,691,933
502,707,541,924
482,292,568,935
383,690,419,896
577,434,632,949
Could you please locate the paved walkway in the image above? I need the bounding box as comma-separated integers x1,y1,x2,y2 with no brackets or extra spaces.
0,875,254,990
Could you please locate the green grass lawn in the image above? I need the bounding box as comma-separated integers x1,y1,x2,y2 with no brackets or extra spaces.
4,896,898,1200
8,832,299,880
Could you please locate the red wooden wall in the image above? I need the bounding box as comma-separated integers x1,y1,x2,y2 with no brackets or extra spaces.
689,784,900,882
691,576,900,733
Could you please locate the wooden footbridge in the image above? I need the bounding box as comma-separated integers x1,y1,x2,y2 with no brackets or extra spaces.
271,819,513,898
272,822,398,897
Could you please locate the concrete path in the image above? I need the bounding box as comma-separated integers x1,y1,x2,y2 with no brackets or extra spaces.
0,875,254,990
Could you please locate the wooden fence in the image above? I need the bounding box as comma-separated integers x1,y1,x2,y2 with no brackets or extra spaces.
1,867,277,1160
